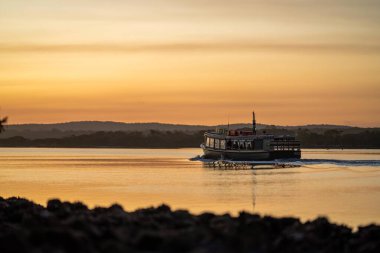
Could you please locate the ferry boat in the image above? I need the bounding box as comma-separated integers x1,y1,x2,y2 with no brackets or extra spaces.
201,112,301,160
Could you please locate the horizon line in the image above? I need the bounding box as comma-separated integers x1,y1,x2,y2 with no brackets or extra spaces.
5,120,378,129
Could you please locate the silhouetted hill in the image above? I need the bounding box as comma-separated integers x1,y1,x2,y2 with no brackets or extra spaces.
1,128,379,149
0,121,375,140
1,122,208,139
0,121,265,139
6,121,210,132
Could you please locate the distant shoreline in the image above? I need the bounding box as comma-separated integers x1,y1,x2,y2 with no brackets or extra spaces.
1,196,379,253
1,119,380,150
1,128,380,149
1,146,380,150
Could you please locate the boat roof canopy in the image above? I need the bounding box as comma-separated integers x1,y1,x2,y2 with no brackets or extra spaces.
205,132,274,140
205,131,297,141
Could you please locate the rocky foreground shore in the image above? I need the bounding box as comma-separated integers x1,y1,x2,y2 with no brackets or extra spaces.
0,197,379,253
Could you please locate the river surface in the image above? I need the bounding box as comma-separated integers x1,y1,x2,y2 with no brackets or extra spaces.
0,148,379,227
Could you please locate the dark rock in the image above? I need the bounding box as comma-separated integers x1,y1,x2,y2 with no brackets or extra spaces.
134,231,164,250
47,199,62,212
70,201,88,212
156,204,171,213
198,212,216,224
0,197,378,253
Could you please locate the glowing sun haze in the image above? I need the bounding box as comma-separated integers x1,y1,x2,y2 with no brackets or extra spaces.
1,0,380,126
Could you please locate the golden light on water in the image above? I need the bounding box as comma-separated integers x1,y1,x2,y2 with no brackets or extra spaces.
1,148,380,227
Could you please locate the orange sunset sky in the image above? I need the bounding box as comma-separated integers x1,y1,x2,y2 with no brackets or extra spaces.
1,0,379,126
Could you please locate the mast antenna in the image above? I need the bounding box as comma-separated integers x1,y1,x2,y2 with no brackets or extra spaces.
227,114,230,131
252,110,256,135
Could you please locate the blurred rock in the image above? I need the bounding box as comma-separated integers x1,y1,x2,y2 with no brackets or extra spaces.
0,197,378,253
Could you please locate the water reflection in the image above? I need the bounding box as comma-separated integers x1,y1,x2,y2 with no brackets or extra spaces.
0,148,379,227
252,171,257,212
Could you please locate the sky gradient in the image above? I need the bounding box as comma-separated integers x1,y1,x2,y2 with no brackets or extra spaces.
1,0,380,126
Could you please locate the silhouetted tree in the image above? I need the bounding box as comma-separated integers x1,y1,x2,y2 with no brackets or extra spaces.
0,127,379,148
0,116,7,134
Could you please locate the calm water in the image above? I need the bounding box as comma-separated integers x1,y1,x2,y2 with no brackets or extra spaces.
0,148,380,227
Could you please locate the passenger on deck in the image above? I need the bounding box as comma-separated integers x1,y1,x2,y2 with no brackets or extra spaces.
227,140,232,149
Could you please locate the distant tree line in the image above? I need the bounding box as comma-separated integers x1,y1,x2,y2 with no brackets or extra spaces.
0,130,204,148
296,129,380,148
0,128,379,148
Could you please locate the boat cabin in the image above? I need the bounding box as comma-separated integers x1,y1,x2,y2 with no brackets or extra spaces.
201,111,301,160
205,132,300,151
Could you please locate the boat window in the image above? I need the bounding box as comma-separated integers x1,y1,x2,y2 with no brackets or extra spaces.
254,139,263,149
210,138,214,148
226,140,232,149
215,139,220,149
206,137,210,147
220,140,226,149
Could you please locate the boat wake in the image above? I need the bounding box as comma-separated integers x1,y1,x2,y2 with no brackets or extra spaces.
190,156,380,167
285,159,380,167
